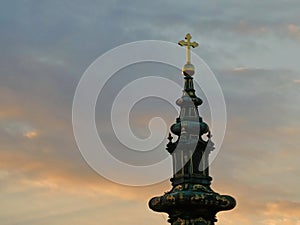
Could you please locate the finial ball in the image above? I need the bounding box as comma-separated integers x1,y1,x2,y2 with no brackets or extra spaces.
182,63,195,76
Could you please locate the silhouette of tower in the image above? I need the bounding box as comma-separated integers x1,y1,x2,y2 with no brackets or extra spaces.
149,34,236,225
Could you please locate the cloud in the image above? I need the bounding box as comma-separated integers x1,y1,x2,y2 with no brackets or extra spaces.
288,24,300,39
264,201,300,217
0,120,35,138
24,130,38,139
235,21,269,35
232,66,248,72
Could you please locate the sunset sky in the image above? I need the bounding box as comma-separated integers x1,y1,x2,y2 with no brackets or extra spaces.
1,1,300,225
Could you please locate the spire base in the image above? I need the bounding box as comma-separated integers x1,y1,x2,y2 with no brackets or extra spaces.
149,182,236,225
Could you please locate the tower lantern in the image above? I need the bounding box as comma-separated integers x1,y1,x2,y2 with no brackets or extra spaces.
148,34,236,225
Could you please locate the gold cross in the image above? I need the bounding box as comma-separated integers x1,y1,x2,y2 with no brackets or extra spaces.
178,33,199,64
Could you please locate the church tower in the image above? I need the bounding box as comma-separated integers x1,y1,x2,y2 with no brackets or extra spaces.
148,34,236,225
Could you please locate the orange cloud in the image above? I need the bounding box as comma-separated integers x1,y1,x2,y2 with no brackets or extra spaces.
235,21,268,35
288,24,300,39
24,130,38,139
294,79,300,83
264,201,300,217
233,67,248,72
0,107,22,119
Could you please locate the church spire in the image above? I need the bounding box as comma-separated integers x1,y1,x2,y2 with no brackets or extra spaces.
149,34,236,225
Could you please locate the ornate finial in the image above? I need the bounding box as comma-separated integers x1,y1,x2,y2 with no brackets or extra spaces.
178,33,199,64
167,133,173,142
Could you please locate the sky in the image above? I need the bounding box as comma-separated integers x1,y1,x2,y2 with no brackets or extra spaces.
0,0,300,225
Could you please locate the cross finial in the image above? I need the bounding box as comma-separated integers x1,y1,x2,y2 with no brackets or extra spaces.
178,33,199,64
